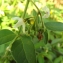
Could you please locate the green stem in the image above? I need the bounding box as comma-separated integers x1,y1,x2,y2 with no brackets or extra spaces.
31,0,39,12
19,0,30,34
22,0,30,18
31,0,44,29
34,13,38,35
4,35,18,55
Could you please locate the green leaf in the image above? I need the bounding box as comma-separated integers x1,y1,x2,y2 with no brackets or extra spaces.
57,48,63,55
54,56,62,63
0,29,16,45
37,54,44,63
45,22,63,31
11,35,36,63
0,42,11,56
0,44,5,56
51,38,63,46
44,53,53,61
32,9,37,17
35,40,45,49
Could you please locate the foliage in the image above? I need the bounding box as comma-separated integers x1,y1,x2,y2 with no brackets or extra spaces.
0,0,63,63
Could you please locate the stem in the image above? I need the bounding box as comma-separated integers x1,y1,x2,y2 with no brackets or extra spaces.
31,0,39,12
31,0,44,29
34,12,41,35
4,35,18,55
19,0,30,34
22,0,30,18
34,13,38,35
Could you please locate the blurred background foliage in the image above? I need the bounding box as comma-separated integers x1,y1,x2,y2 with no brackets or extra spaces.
0,0,63,29
0,0,63,63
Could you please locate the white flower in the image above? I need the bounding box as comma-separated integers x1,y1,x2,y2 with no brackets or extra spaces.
42,6,50,18
13,17,25,33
